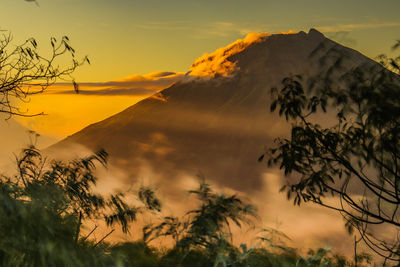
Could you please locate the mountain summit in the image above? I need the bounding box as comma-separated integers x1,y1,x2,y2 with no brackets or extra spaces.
51,29,376,192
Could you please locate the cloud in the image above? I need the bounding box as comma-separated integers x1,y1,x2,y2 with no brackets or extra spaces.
188,32,269,77
82,161,355,255
53,29,295,96
57,87,156,96
134,20,282,40
0,114,57,171
188,31,296,78
134,21,256,37
13,72,185,138
52,71,185,96
191,21,274,39
134,21,190,31
252,172,353,253
316,22,400,33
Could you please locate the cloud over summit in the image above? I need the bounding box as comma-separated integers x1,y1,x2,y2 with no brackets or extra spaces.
188,32,270,78
53,32,301,95
188,31,296,78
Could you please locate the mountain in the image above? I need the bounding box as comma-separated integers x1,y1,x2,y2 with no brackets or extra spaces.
48,28,386,250
51,29,375,192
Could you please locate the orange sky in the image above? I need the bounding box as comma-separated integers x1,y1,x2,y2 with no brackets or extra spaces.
15,71,184,138
3,0,400,139
15,33,276,138
2,0,399,82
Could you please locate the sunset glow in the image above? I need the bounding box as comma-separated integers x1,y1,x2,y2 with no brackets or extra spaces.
189,32,270,77
1,1,400,264
2,0,397,139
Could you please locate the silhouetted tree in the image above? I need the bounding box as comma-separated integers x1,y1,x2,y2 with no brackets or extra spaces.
0,31,86,117
144,180,257,266
263,41,400,262
0,145,156,266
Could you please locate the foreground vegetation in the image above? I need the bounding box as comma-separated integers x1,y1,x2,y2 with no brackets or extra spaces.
262,39,400,263
0,146,375,266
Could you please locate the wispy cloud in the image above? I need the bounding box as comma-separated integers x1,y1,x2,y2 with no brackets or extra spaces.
316,22,400,33
134,21,190,31
52,72,185,96
192,21,273,39
57,87,156,96
189,32,270,77
135,20,275,39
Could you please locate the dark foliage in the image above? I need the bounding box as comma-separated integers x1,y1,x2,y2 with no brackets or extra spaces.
0,146,372,266
0,146,147,266
0,31,87,117
265,41,400,262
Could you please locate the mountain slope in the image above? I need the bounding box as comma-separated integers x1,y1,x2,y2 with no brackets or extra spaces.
51,29,378,192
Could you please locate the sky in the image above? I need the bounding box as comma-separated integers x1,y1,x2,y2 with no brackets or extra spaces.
2,0,400,82
1,0,400,138
1,1,399,254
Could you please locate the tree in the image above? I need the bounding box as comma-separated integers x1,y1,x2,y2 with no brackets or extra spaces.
263,41,400,262
143,180,257,266
0,145,159,266
0,31,87,117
